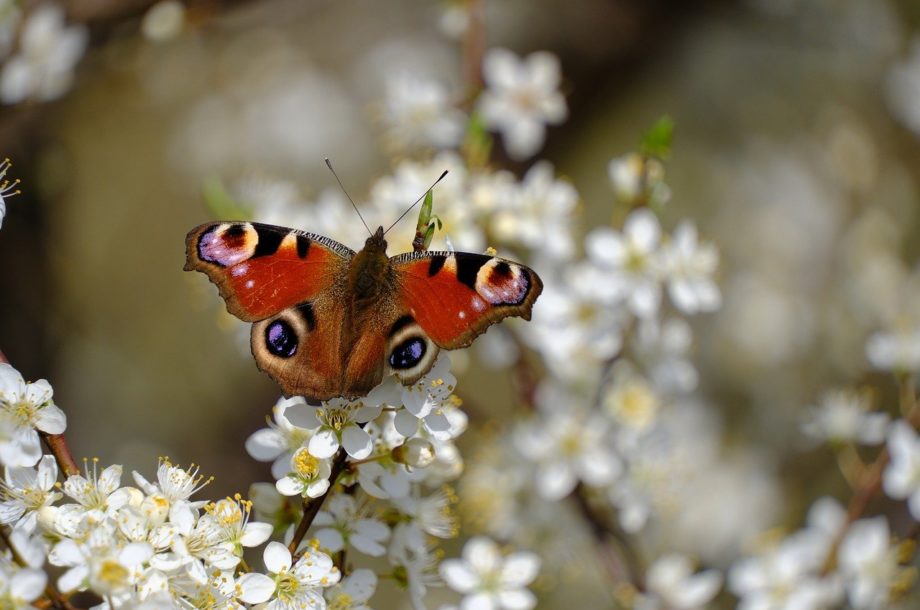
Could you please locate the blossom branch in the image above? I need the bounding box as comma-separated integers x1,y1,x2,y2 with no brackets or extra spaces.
41,434,80,478
0,348,80,478
461,0,485,96
287,449,348,555
572,483,646,591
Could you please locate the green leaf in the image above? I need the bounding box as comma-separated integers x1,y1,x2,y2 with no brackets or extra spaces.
422,223,436,249
639,115,675,160
201,177,251,220
416,190,433,231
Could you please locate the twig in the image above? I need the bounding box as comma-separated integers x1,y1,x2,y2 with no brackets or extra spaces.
571,483,645,591
461,0,486,96
41,433,80,478
287,450,348,555
822,374,920,574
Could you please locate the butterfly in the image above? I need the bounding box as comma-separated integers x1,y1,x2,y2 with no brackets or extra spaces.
184,221,543,401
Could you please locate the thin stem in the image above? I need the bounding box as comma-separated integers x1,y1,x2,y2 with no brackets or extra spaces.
571,483,645,592
41,433,80,478
822,374,920,574
288,450,348,555
461,0,486,96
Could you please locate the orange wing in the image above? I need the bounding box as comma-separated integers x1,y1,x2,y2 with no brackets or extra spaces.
390,251,543,349
184,221,353,322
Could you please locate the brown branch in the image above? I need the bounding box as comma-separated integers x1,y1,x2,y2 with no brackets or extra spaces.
571,483,645,592
41,434,80,478
461,0,486,96
822,375,920,574
287,449,348,556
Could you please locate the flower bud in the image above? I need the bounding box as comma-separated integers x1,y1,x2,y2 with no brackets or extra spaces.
392,438,435,468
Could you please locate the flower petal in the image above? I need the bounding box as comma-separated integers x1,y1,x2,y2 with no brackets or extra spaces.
237,572,276,604
263,541,292,574
309,429,339,459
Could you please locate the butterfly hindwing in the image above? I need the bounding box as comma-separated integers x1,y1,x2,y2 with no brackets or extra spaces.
390,251,543,350
184,221,354,322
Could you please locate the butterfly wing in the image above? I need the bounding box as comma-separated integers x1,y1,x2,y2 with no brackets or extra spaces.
185,221,356,399
389,251,543,352
185,221,355,321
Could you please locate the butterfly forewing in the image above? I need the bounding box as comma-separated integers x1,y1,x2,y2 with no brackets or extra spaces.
390,251,543,350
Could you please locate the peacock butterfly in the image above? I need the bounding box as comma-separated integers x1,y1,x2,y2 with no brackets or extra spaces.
184,216,542,401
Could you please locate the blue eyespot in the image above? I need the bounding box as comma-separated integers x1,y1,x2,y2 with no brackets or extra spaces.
266,320,297,358
389,338,426,370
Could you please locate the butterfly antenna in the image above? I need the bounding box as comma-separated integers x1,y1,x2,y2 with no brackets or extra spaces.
325,158,373,237
383,170,449,236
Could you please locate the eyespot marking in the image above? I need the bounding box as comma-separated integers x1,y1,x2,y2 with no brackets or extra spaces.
476,259,529,305
266,320,298,358
390,315,415,336
198,223,257,267
389,337,426,370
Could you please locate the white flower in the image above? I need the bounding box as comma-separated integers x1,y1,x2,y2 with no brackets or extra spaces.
603,371,661,433
140,0,185,43
0,4,88,104
0,454,60,533
0,564,47,608
381,72,466,150
489,162,577,261
866,325,920,372
0,158,19,231
608,153,669,206
246,396,316,480
838,517,904,610
132,458,211,512
392,487,458,539
59,460,131,530
584,208,663,318
0,363,67,467
515,410,621,500
801,389,889,446
51,530,153,596
236,541,340,608
634,317,698,394
636,554,721,610
324,569,376,610
525,279,626,380
313,494,390,557
206,496,273,556
355,460,411,500
163,502,240,583
276,448,332,499
440,536,540,610
728,535,842,610
290,398,380,460
478,48,567,160
388,523,441,609
660,222,721,314
882,419,920,518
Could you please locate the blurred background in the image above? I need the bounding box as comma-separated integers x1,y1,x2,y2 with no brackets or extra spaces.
1,0,920,605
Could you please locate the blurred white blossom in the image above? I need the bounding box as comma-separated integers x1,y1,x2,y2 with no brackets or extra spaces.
381,72,466,150
478,48,567,160
0,3,87,104
801,388,889,446
440,536,540,610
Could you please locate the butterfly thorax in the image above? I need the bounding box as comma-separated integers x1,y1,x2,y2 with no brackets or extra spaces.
348,226,391,305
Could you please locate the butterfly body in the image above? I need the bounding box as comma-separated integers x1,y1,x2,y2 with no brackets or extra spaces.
185,221,542,400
